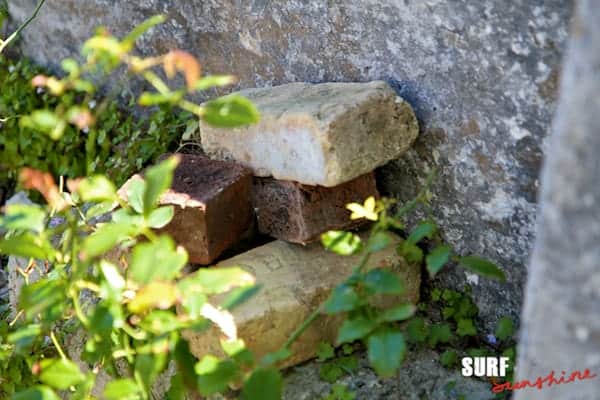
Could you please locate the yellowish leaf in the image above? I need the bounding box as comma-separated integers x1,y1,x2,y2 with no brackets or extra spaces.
346,196,379,221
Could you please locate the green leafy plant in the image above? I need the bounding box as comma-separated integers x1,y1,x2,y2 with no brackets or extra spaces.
316,341,359,384
0,53,192,195
0,157,286,399
0,15,511,400
321,384,356,400
317,172,505,378
1,13,259,199
405,285,517,393
0,164,508,398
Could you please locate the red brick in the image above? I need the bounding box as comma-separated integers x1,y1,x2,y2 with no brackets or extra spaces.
121,154,253,264
252,173,378,244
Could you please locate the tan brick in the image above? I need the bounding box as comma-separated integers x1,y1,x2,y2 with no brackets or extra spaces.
119,154,253,264
183,236,420,368
200,81,418,187
252,173,378,244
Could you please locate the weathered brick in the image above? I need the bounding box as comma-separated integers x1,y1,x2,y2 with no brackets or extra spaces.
252,173,378,244
200,81,418,187
120,154,253,264
183,236,420,369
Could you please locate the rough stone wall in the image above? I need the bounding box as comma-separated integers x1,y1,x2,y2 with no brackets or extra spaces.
9,1,572,326
516,0,600,398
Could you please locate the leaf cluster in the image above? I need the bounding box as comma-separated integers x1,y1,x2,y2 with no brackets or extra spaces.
0,156,287,399
319,172,507,380
0,55,188,198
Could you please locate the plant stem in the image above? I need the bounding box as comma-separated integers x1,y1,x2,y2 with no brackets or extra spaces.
50,331,68,360
282,246,374,352
395,168,437,219
70,290,90,328
0,0,46,54
283,305,322,350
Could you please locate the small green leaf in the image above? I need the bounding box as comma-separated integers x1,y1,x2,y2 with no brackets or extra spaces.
82,36,125,58
81,222,139,259
146,206,174,228
140,311,180,334
440,350,458,368
1,204,46,233
181,119,199,141
85,201,115,219
138,91,184,106
178,267,255,295
100,260,126,292
337,316,378,344
0,232,55,260
367,329,406,377
202,94,260,127
135,353,167,391
324,284,360,314
195,75,236,91
363,269,404,295
122,15,166,49
495,317,515,341
125,177,146,214
179,291,207,320
406,317,429,343
173,339,199,390
129,236,187,284
74,175,117,202
380,304,416,322
103,378,141,400
319,362,344,383
20,110,61,135
366,232,392,253
111,209,144,226
7,324,41,352
342,343,354,355
20,278,66,320
143,156,178,215
317,342,335,361
428,323,453,347
327,384,356,400
128,282,178,313
61,58,80,76
88,303,117,337
321,231,362,256
12,386,60,400
456,319,477,337
458,256,506,281
426,245,451,277
337,355,359,373
407,222,437,244
241,368,282,400
220,338,247,357
39,359,85,390
398,241,423,264
195,356,238,396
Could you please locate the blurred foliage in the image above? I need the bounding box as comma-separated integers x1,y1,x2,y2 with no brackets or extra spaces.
0,55,190,197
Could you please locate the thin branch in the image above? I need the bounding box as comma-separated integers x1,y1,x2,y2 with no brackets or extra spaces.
0,0,46,54
50,331,68,360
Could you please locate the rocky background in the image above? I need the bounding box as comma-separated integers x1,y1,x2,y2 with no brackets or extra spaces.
9,0,574,330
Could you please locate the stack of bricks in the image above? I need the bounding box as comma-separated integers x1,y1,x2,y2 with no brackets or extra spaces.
120,81,420,366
